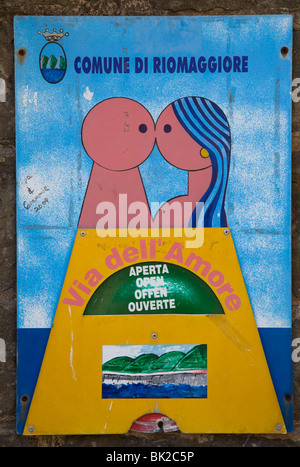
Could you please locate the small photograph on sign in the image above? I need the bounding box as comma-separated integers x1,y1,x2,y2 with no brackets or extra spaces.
102,344,207,399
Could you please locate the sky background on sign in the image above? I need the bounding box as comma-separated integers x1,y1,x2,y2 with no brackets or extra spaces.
14,15,292,328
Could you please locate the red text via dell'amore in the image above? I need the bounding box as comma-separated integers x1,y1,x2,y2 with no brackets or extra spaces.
61,239,241,311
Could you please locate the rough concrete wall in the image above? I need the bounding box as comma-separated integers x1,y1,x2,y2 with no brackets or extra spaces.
0,0,299,447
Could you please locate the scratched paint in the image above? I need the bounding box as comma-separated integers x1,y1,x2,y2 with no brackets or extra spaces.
14,15,293,434
15,15,292,329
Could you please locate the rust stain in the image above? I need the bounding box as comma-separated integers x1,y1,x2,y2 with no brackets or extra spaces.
16,48,27,65
281,46,289,57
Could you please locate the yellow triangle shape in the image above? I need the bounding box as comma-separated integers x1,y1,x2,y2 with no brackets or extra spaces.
24,229,286,434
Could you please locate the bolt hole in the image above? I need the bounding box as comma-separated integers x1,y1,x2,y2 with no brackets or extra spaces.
21,394,29,404
281,46,289,57
284,393,292,402
18,48,26,56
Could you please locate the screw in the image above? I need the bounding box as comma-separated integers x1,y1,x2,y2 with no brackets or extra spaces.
152,333,158,339
18,48,26,56
223,229,230,235
275,424,282,431
28,425,35,433
80,231,86,237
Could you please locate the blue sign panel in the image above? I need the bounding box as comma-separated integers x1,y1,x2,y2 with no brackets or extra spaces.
14,15,293,435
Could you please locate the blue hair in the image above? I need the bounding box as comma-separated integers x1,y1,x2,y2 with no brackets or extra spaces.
172,97,231,228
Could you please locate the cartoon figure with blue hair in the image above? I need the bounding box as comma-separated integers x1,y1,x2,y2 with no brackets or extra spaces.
156,96,231,228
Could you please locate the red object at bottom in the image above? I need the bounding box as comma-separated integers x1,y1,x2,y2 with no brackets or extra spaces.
130,413,180,433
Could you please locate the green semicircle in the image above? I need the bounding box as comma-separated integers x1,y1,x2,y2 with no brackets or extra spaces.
83,262,224,316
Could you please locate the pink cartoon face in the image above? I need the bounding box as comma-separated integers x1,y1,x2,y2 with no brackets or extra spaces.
82,98,155,171
156,103,212,171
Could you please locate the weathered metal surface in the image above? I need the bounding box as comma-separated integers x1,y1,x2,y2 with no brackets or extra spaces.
14,15,293,435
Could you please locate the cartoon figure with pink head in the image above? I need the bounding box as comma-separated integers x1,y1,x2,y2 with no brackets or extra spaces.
80,96,231,230
79,97,155,229
155,96,231,228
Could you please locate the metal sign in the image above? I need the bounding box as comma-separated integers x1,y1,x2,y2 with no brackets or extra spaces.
15,15,293,435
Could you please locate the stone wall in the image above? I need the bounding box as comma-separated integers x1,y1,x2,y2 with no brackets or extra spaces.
0,0,299,447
